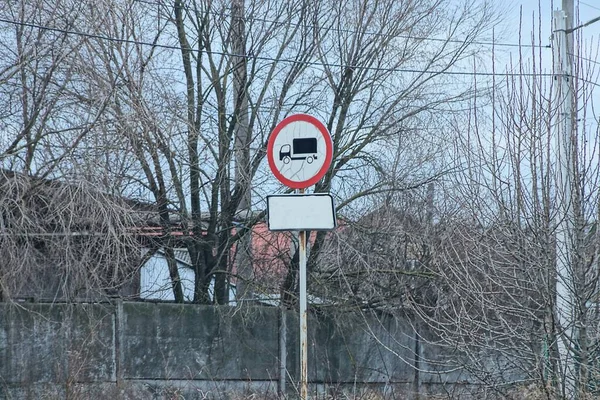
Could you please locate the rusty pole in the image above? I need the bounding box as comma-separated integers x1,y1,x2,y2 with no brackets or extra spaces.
298,188,308,399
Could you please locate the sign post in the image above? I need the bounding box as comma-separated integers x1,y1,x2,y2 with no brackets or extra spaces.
266,114,334,400
298,189,308,400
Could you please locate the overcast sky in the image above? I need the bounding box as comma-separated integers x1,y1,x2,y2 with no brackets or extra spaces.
505,1,600,56
485,1,600,104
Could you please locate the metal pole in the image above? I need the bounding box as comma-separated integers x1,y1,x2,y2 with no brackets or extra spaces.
279,307,287,396
298,188,308,399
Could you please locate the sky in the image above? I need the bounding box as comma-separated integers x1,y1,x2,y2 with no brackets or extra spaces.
503,1,600,66
486,0,600,140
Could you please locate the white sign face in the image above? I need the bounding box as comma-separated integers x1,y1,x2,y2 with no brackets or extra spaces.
267,114,333,189
267,194,336,231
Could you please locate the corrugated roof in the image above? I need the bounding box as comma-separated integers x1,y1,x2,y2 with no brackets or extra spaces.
173,248,191,265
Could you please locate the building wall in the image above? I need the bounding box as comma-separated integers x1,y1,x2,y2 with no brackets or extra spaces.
140,253,196,301
140,254,236,303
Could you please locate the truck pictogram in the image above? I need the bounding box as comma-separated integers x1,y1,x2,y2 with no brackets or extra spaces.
279,138,318,164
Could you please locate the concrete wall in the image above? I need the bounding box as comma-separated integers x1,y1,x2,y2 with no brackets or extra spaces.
0,302,493,399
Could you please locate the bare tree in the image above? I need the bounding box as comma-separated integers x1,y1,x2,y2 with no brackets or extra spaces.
404,13,600,398
0,1,145,302
280,0,498,306
299,4,600,398
72,0,320,303
0,170,141,301
1,0,500,310
0,0,106,175
82,0,499,306
313,186,438,312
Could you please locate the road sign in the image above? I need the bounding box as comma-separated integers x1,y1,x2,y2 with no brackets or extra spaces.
266,115,333,399
267,114,333,189
267,194,336,231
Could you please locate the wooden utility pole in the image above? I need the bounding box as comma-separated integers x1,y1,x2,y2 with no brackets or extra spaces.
232,0,253,302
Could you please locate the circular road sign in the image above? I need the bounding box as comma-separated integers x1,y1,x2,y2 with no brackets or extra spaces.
267,114,333,189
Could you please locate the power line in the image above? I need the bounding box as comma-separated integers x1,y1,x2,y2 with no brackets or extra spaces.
1,16,597,86
132,0,549,50
581,1,600,12
569,52,600,66
0,17,180,51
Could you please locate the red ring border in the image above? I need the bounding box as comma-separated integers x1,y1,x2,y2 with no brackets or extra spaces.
267,114,333,189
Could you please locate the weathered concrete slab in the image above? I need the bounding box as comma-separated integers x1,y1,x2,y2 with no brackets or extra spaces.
0,304,68,384
0,301,525,399
0,303,115,385
120,303,279,381
119,379,278,400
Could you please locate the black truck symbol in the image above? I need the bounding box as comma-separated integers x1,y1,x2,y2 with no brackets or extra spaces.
279,138,318,164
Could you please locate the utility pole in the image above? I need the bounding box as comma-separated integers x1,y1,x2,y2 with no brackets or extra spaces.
552,6,576,395
552,1,600,396
232,0,253,302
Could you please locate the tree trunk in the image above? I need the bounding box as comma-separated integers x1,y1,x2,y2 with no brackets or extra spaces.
164,246,184,303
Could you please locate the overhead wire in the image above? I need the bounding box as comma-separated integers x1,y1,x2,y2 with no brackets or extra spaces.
131,0,549,50
581,1,600,13
0,14,598,87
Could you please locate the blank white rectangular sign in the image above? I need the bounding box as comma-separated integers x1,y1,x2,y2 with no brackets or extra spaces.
267,194,336,231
